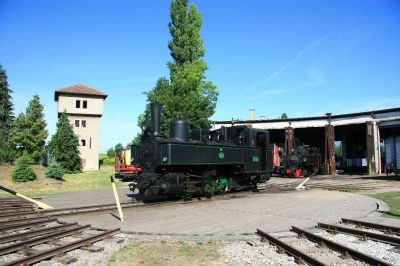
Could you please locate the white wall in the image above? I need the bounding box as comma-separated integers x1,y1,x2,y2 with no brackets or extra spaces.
57,94,104,171
57,94,104,116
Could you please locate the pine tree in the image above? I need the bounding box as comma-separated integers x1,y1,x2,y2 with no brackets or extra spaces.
49,112,82,173
0,64,14,141
12,153,37,182
0,64,15,164
11,95,48,163
137,0,218,139
10,113,28,153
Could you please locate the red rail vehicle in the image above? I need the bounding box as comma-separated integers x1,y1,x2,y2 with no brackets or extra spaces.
115,148,141,180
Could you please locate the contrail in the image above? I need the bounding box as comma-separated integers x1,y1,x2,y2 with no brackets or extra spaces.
245,34,328,93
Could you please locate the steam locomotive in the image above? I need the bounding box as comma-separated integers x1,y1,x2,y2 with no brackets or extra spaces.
274,145,321,178
129,104,274,197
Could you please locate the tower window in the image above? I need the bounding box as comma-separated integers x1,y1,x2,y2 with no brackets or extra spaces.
76,100,81,108
83,100,87,109
75,120,80,127
81,120,86,128
80,139,86,147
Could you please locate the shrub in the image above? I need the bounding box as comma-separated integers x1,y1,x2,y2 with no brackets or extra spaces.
106,148,114,158
12,154,37,182
103,156,115,166
45,164,65,180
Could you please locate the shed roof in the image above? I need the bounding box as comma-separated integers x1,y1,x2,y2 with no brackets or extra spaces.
214,107,400,125
54,84,108,101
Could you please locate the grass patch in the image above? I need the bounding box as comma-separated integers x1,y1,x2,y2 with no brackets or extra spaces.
107,241,224,266
0,165,125,197
371,191,400,219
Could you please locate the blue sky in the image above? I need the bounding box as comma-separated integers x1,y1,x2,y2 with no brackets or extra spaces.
1,0,399,152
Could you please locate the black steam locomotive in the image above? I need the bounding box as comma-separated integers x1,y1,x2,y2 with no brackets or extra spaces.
129,104,274,197
276,145,321,177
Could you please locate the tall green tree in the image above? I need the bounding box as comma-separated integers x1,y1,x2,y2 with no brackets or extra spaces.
11,113,28,151
0,64,15,164
49,112,82,173
136,77,171,139
137,0,218,139
0,64,14,141
11,95,48,162
167,0,218,129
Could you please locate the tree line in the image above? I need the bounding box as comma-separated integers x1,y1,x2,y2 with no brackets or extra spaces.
0,65,48,165
0,64,81,181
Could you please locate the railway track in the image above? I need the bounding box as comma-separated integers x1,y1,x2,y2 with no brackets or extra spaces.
266,176,400,192
0,176,394,221
0,199,122,265
256,218,400,265
0,178,392,223
0,187,297,223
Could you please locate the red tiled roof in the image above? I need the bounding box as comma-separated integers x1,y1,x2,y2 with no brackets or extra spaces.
54,84,107,101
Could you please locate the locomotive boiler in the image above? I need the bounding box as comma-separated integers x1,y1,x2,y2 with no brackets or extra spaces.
129,103,274,198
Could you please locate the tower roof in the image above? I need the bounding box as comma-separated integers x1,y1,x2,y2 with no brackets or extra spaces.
55,84,108,101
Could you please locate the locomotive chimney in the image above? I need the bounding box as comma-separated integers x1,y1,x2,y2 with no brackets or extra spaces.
151,103,162,136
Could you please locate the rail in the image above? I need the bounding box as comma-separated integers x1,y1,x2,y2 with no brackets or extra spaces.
341,218,400,235
256,229,326,266
291,226,392,266
318,222,400,246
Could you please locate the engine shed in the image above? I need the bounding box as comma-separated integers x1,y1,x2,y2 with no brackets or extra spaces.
213,107,400,175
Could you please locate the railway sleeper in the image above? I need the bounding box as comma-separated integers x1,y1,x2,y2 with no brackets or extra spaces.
17,247,41,256
81,245,104,253
53,255,78,265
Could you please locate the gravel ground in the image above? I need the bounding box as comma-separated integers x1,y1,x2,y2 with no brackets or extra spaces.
315,230,400,266
2,231,398,265
218,241,297,265
217,237,369,266
0,253,26,265
0,240,17,248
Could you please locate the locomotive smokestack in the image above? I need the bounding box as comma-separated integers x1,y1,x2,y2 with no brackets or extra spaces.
151,103,162,136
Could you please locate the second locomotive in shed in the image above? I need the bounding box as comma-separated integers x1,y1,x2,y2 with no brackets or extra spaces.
129,104,274,198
